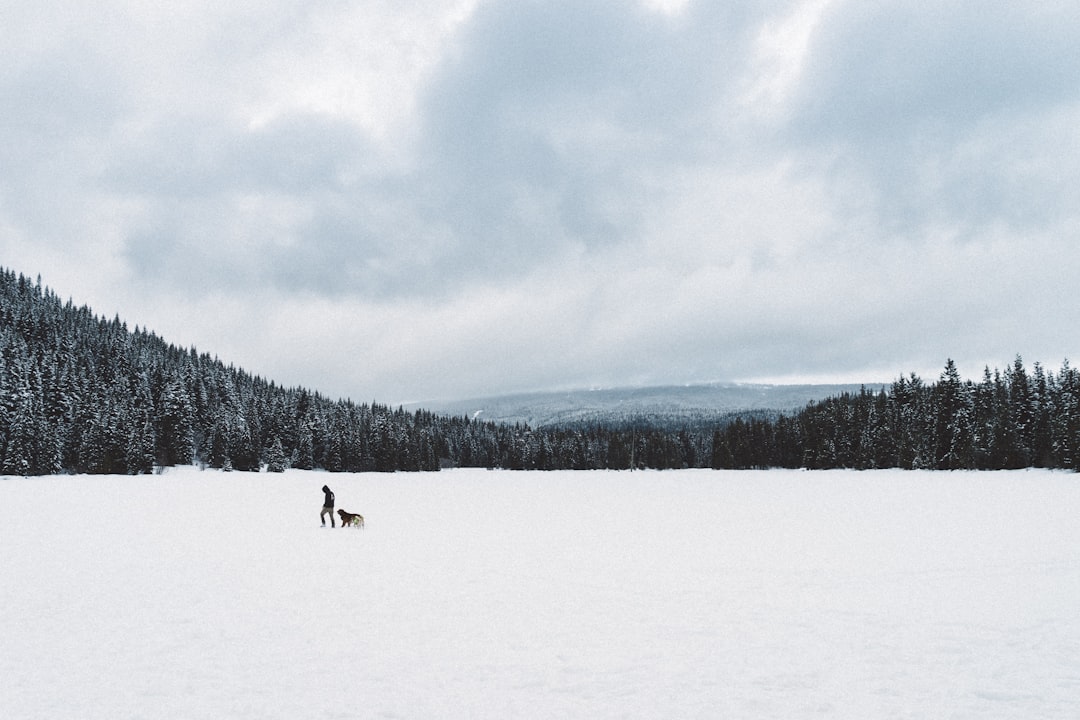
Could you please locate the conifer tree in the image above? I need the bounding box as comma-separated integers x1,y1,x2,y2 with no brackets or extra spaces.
972,367,997,469
1031,362,1053,467
156,376,195,466
266,436,287,473
126,416,157,475
934,359,973,469
1053,360,1080,470
294,421,315,471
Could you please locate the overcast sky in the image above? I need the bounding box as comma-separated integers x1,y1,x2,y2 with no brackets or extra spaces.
3,0,1079,403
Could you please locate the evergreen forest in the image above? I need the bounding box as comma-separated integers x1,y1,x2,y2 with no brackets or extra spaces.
2,269,1078,475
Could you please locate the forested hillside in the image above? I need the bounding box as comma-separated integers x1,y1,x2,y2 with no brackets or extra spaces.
0,269,499,475
2,268,1078,475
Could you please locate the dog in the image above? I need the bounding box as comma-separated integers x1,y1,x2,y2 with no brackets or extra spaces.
337,509,364,529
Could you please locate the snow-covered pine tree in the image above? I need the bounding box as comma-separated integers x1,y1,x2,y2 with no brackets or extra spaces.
126,416,157,475
1052,360,1080,471
156,376,195,466
1031,362,1054,467
266,436,287,473
934,359,974,470
293,421,315,471
1005,355,1034,468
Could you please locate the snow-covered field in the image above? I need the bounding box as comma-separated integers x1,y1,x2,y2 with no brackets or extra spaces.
2,467,1079,719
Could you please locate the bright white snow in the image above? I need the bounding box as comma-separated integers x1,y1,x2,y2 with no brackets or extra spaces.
2,467,1079,719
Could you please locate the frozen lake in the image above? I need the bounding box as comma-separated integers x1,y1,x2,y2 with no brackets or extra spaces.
3,467,1079,719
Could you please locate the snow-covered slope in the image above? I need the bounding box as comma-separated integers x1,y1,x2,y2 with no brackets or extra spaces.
3,467,1078,719
416,382,883,427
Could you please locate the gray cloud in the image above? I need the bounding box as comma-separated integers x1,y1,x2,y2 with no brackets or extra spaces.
408,0,764,276
2,0,1079,402
787,1,1080,230
796,3,1080,137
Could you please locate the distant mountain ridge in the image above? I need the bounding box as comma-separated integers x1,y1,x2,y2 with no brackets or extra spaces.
416,383,885,429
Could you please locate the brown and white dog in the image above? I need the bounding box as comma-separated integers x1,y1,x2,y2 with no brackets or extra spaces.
337,509,364,529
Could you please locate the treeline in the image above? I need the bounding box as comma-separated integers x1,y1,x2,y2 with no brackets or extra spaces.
0,268,714,475
710,358,1080,471
2,268,1078,474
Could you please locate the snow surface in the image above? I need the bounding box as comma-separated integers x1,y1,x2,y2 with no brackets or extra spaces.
2,467,1079,719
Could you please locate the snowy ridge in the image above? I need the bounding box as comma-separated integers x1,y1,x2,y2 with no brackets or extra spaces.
416,382,883,428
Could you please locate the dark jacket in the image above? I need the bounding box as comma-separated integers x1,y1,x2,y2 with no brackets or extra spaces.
322,486,334,508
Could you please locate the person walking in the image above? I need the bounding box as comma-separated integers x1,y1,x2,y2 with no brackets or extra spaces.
320,485,335,527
